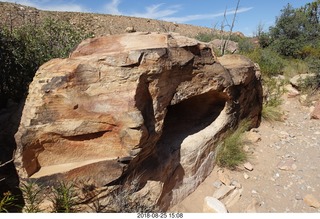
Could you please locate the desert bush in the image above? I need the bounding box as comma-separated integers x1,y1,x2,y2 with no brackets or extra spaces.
303,56,320,90
244,48,285,77
108,176,159,213
283,59,310,78
263,77,286,107
261,105,283,122
216,120,250,169
261,77,285,122
195,32,243,43
258,32,272,48
195,32,216,42
238,38,255,54
0,17,92,108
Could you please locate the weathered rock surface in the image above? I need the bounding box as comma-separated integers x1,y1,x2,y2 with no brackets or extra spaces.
213,185,235,200
203,197,228,213
290,73,315,90
244,162,254,171
209,39,238,54
14,32,262,210
303,194,320,209
311,100,320,119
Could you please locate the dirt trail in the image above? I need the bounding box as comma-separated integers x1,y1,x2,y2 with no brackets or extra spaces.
170,94,320,213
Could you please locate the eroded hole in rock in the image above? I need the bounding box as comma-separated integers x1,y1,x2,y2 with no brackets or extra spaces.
158,90,228,154
61,131,110,141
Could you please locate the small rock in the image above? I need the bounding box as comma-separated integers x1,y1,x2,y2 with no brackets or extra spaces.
243,173,250,179
277,158,297,171
311,101,320,120
203,197,228,213
243,145,250,152
125,26,136,33
225,188,243,208
290,73,315,89
295,194,303,201
213,185,236,200
303,194,320,208
300,94,308,104
251,190,258,194
250,128,259,133
245,131,261,143
38,199,54,212
310,106,315,114
285,84,300,98
213,181,223,189
244,162,254,171
218,169,231,185
231,181,242,189
279,131,290,139
245,198,260,213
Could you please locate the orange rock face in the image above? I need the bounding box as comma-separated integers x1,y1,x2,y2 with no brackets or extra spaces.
14,32,262,210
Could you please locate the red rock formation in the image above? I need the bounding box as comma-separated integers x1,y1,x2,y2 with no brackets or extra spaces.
14,32,262,211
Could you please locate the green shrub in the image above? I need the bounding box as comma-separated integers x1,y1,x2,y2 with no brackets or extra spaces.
0,17,92,108
283,59,309,78
195,32,216,42
245,48,285,77
195,32,243,43
261,77,285,122
52,181,78,213
238,38,255,54
263,77,286,107
216,120,249,170
304,56,320,90
261,105,283,122
258,32,272,48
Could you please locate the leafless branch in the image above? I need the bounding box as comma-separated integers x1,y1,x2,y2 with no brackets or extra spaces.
219,0,241,55
224,0,240,55
0,157,13,168
0,150,15,182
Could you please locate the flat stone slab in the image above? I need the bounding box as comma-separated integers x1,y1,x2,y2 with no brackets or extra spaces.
213,185,236,200
203,197,228,213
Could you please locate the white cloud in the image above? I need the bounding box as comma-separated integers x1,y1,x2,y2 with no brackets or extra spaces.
102,1,253,24
104,1,180,19
104,0,121,15
163,7,254,23
130,4,181,19
2,0,88,12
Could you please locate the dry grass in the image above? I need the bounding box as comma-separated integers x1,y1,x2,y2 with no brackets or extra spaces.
216,120,250,170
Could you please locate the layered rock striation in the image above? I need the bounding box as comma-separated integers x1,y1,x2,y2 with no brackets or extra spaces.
14,32,262,210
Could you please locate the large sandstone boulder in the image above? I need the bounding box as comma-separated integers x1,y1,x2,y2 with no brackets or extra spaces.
14,32,262,211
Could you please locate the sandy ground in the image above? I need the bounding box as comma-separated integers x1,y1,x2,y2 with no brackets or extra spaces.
169,94,320,213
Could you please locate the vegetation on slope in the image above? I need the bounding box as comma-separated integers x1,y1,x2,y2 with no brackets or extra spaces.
0,17,92,108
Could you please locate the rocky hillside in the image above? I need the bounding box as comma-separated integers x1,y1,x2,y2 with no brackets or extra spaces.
0,1,217,38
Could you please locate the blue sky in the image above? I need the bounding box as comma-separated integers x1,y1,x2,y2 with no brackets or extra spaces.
1,0,315,36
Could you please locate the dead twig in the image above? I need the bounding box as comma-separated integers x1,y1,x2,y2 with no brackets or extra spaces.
0,150,15,182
